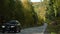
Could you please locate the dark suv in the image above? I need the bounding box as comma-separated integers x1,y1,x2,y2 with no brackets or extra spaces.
0,20,21,33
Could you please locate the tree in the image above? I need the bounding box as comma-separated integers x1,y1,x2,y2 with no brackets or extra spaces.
0,0,38,28
21,0,38,27
45,0,56,23
46,0,60,33
0,0,24,24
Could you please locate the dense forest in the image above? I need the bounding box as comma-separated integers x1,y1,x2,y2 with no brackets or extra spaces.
0,0,42,28
46,0,60,34
0,0,60,33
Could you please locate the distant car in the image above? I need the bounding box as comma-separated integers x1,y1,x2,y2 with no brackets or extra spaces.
0,20,22,33
6,20,21,32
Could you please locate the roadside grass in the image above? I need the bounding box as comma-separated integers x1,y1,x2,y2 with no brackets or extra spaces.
46,23,60,34
45,17,60,34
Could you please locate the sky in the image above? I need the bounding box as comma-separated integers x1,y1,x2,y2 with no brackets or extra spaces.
31,0,43,2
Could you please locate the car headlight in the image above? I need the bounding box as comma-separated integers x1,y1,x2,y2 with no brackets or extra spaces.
2,26,5,28
11,26,15,28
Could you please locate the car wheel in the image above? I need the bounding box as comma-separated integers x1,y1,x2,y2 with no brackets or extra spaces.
16,30,20,33
16,28,21,33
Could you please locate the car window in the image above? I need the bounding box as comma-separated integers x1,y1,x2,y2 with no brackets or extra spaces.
10,22,16,24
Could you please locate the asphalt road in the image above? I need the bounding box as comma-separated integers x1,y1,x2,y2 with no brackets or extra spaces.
0,23,47,34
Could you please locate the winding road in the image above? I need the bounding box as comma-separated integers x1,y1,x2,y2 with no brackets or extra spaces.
0,23,48,34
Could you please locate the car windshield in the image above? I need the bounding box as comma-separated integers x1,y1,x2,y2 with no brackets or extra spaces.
10,22,16,24
9,20,19,24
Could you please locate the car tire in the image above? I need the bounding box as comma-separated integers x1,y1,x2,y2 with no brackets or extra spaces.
16,28,21,33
